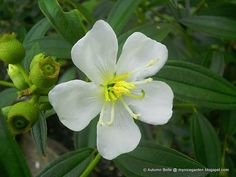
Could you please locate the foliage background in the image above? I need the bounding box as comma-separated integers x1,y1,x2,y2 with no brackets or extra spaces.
0,0,236,177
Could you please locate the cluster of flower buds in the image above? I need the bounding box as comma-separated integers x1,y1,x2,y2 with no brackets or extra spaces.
0,33,61,135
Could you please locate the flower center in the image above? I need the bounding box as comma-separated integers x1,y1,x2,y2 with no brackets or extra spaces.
99,59,157,126
99,73,153,126
104,73,136,102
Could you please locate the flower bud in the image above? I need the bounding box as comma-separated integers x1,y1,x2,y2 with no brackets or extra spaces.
29,53,60,88
7,64,28,90
0,33,25,64
7,101,39,134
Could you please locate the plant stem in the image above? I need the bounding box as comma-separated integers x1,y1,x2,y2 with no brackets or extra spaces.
80,152,102,177
221,136,227,169
0,80,15,88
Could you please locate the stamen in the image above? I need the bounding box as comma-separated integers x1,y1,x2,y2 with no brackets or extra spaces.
109,91,117,101
127,89,145,99
113,73,130,81
104,86,110,102
107,102,115,126
120,98,140,119
130,59,158,75
99,103,106,126
131,78,153,85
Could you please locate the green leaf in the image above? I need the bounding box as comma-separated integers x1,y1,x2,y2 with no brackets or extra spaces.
31,111,47,156
114,142,207,177
23,18,50,69
36,148,94,177
58,67,78,83
73,117,97,149
107,0,141,35
209,51,225,76
220,110,236,136
0,112,32,177
25,35,72,59
0,88,17,108
23,43,41,70
38,0,85,44
23,18,50,46
118,23,172,48
191,112,221,173
157,60,236,109
180,16,236,40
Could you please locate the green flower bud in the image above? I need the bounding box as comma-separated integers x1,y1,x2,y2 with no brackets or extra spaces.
29,53,60,88
7,102,39,134
0,33,25,64
7,64,28,90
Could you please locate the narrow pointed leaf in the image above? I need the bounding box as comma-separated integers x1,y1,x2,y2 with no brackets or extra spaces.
31,111,47,156
107,0,141,34
38,0,85,44
157,60,236,109
36,148,93,177
180,16,236,40
114,142,207,177
23,18,50,46
191,112,221,176
23,18,50,69
25,35,72,59
118,23,172,47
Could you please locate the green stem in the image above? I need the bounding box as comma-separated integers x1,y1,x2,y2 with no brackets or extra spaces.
80,152,102,177
221,136,227,169
0,80,15,88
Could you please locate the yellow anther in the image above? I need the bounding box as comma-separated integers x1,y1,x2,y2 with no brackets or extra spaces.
112,73,130,81
109,91,117,101
104,73,137,102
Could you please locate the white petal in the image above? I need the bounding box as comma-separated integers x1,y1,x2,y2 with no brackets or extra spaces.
97,102,141,160
71,20,118,84
48,80,104,131
127,81,173,125
116,32,168,80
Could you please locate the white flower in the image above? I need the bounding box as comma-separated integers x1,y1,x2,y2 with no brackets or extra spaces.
49,20,174,160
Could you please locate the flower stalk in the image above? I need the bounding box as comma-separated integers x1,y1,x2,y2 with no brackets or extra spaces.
80,152,102,177
0,80,15,88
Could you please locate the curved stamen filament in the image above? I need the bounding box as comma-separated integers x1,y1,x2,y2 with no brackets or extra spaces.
107,102,115,126
131,78,153,85
99,103,106,126
99,102,116,126
120,98,140,119
130,59,158,75
126,89,145,99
